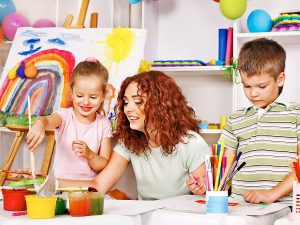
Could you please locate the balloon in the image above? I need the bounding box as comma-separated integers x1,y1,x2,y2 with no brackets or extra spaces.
33,19,56,28
247,10,273,32
219,0,247,20
128,0,142,4
0,0,16,23
2,12,30,41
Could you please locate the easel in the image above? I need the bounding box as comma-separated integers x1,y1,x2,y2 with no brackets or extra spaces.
63,0,98,29
0,125,55,186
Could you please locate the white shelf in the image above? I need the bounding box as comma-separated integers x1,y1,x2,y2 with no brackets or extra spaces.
201,129,222,134
152,66,231,76
236,31,300,45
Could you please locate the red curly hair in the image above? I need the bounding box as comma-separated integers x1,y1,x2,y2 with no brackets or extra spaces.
114,71,200,156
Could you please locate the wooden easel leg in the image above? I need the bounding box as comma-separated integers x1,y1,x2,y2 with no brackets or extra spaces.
0,131,24,186
77,0,90,27
40,134,55,176
90,12,98,28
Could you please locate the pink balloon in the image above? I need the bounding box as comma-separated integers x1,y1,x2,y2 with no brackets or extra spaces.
2,12,29,40
33,19,55,28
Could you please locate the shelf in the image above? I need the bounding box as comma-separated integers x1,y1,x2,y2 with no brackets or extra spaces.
200,129,222,134
236,31,300,45
152,66,231,76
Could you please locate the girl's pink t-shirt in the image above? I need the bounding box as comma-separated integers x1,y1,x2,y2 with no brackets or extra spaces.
53,107,112,180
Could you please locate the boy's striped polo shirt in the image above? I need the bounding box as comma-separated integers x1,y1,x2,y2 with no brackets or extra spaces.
219,101,300,204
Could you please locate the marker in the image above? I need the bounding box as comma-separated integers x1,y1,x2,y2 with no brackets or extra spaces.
204,154,213,191
12,211,27,216
221,161,246,191
189,173,198,186
214,140,225,191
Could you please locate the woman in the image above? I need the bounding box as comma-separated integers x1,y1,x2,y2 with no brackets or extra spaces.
59,70,210,200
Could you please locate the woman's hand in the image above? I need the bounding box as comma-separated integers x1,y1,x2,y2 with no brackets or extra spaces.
72,140,93,159
186,174,206,195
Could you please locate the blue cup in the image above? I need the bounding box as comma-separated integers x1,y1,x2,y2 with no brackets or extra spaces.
206,191,228,214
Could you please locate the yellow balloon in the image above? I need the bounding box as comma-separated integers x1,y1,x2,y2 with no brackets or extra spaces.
7,63,19,80
219,0,247,20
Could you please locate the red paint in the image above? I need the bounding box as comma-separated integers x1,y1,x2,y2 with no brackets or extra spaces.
2,189,29,211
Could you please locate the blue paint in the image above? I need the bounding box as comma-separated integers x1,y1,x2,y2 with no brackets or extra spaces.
16,61,26,78
48,38,65,45
23,38,40,45
18,45,41,56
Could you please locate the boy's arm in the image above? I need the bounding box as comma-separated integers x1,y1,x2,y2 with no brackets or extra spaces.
244,144,300,204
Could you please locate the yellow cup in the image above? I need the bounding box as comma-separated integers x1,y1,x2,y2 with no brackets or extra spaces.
25,195,57,219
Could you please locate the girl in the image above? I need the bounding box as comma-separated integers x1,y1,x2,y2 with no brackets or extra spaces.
59,70,210,199
26,58,112,180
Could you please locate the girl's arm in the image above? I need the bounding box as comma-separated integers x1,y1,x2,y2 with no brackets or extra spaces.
58,151,129,194
26,113,62,151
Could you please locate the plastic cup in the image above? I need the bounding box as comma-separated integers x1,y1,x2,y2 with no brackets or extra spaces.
90,192,104,215
69,192,91,217
55,197,67,215
2,188,29,211
206,191,228,214
25,195,57,219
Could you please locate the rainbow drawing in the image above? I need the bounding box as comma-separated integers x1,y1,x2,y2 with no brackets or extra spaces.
0,49,75,116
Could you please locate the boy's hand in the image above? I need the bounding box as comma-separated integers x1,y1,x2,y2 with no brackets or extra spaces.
26,119,45,151
186,174,206,195
72,140,92,159
243,190,274,204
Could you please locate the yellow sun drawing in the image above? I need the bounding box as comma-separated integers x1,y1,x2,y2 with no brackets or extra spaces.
93,27,138,75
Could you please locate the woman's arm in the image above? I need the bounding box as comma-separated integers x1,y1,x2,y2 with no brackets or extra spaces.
58,151,129,193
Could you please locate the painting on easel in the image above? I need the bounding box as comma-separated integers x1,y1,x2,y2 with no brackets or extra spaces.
0,27,147,117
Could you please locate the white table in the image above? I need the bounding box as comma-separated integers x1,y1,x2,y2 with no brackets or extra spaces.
0,199,141,225
275,215,300,225
141,207,290,225
0,194,291,225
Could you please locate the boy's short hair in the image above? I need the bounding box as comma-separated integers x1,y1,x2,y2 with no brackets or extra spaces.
237,38,286,80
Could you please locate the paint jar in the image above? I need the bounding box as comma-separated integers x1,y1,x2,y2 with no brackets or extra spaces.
2,188,29,211
206,191,228,214
55,197,67,215
25,195,57,219
69,192,91,217
289,181,300,220
89,192,104,215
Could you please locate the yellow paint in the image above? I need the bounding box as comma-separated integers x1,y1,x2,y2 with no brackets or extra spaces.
7,63,20,80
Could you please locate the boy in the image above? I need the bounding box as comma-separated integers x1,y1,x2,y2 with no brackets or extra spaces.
219,38,300,204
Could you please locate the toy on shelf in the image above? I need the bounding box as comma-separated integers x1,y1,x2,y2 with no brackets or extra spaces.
152,60,206,67
272,13,300,32
247,9,273,33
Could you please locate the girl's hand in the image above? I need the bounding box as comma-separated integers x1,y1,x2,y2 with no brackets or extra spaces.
243,190,275,204
186,174,206,195
72,140,92,159
26,119,45,151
